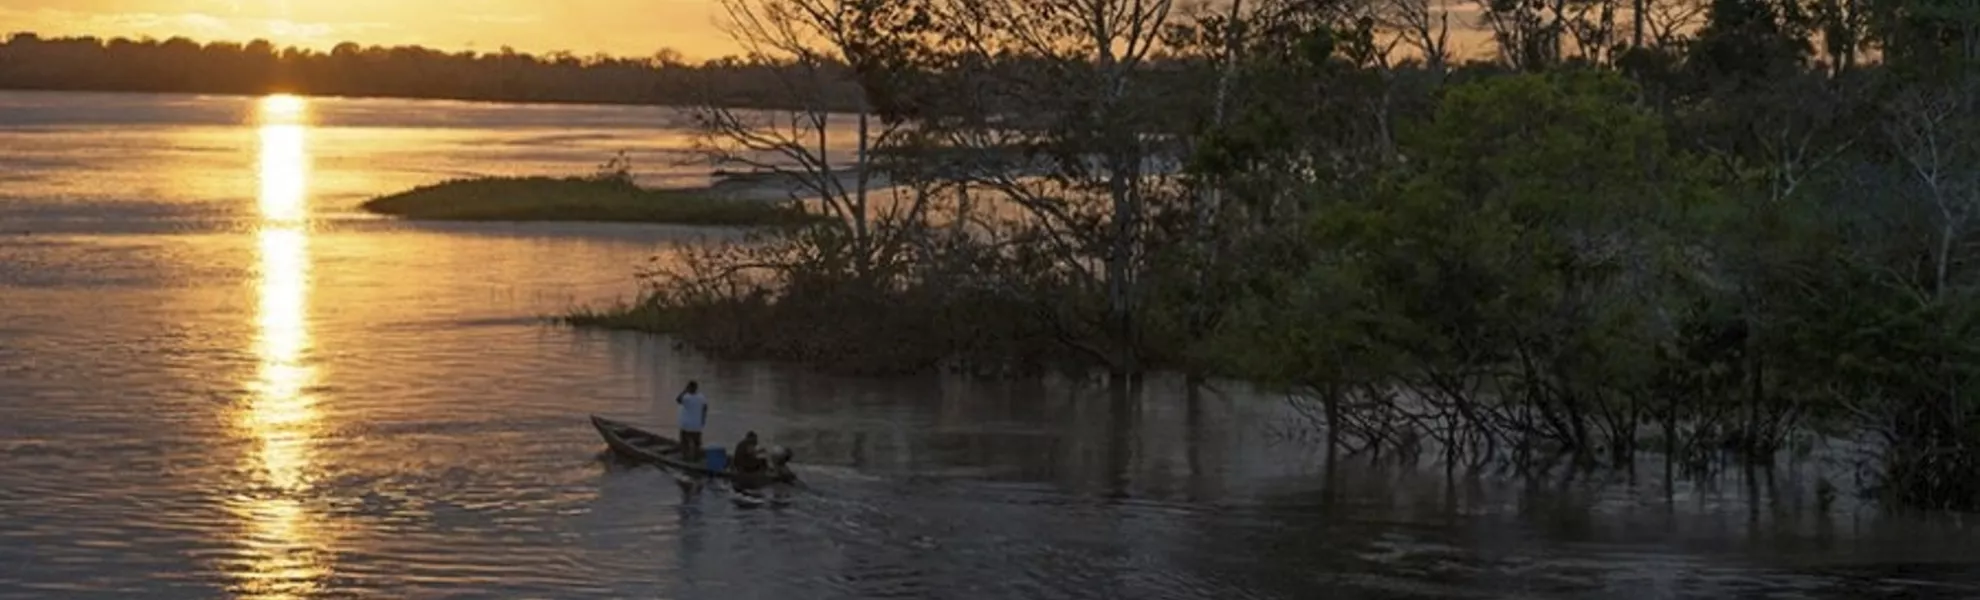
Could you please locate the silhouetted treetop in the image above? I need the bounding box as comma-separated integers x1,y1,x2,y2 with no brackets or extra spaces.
0,32,853,109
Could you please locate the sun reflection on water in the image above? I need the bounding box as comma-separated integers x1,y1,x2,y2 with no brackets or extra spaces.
257,95,309,225
236,92,329,599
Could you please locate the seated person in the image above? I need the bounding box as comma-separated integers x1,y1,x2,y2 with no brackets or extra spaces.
731,431,767,474
733,443,796,493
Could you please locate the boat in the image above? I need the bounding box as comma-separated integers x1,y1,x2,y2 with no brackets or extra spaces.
588,414,800,486
731,488,795,509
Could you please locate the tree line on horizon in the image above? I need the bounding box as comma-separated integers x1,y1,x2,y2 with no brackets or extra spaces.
0,31,848,108
588,0,1980,512
0,29,1303,112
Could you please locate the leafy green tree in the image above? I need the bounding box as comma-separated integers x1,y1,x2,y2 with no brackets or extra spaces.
1214,70,1719,464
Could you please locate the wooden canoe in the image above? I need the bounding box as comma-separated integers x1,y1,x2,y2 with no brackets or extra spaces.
588,414,800,485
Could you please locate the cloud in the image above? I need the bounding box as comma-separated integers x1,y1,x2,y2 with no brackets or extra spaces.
464,13,537,25
265,19,339,42
171,13,229,33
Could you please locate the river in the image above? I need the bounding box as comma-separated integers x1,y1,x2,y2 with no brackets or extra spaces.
0,90,1976,599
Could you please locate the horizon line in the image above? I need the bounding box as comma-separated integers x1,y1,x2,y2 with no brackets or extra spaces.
3,29,729,64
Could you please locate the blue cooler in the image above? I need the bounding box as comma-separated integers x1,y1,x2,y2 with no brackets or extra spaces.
703,446,729,472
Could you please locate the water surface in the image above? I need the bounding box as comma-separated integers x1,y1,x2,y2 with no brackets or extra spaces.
2,90,1977,599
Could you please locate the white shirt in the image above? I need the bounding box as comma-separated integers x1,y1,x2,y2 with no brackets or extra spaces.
677,392,707,432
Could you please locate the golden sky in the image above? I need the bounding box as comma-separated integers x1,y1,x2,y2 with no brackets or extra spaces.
0,0,739,59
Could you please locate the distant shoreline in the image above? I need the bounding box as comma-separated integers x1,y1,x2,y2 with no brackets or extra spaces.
359,175,828,228
0,31,870,113
0,85,807,113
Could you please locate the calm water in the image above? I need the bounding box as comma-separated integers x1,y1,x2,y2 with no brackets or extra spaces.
1,90,1977,600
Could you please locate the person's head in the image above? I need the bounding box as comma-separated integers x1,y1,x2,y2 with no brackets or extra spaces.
743,430,758,443
770,445,794,465
684,380,699,394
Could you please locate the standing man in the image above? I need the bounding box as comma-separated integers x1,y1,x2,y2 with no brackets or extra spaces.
676,380,708,461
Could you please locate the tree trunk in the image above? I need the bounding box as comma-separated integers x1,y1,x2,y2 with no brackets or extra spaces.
854,105,873,278
1743,314,1764,461
1185,0,1244,377
1107,168,1139,376
1632,0,1645,50
1325,382,1344,458
1094,0,1141,378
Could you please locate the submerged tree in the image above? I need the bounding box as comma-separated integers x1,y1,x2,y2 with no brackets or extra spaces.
591,0,1980,513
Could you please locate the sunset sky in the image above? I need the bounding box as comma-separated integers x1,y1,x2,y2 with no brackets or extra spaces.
0,0,740,59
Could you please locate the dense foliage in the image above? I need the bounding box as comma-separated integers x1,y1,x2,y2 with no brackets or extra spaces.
590,0,1980,511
